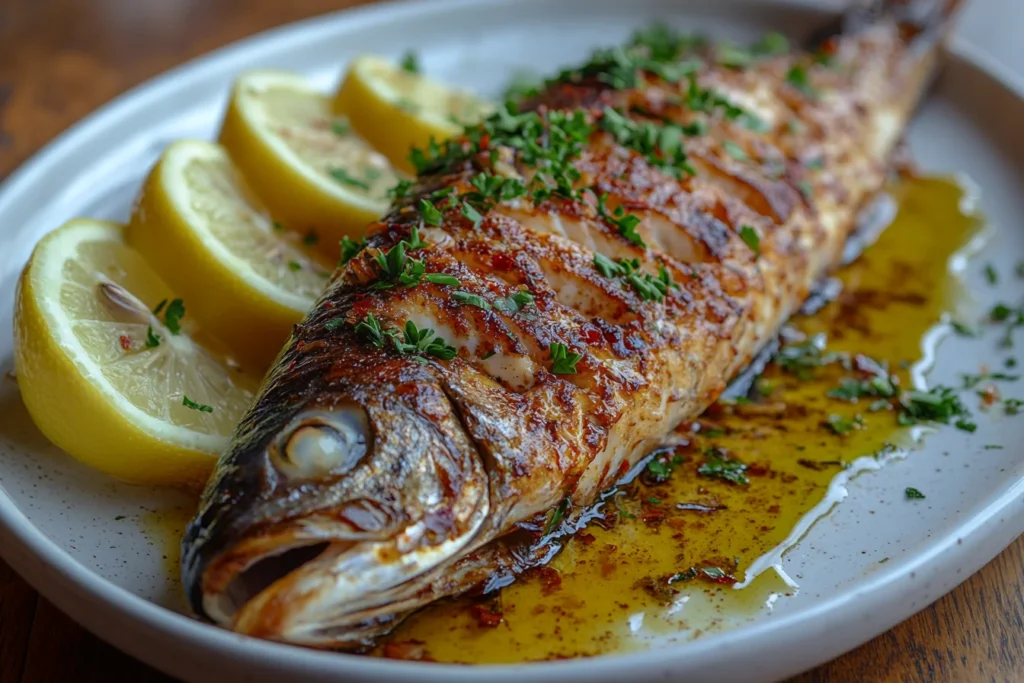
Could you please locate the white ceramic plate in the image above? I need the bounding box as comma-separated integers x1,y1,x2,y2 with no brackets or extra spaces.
1,0,1022,680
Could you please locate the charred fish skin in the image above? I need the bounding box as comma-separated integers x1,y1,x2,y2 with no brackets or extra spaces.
183,0,962,648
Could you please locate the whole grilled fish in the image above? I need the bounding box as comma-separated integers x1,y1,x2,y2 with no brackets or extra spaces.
183,0,961,648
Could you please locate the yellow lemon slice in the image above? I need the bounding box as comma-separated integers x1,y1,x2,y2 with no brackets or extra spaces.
128,139,330,372
333,55,493,173
14,218,257,487
218,69,398,247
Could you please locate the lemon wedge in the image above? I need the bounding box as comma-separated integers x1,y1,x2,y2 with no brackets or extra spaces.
218,69,398,247
14,218,257,486
128,139,330,371
333,55,493,173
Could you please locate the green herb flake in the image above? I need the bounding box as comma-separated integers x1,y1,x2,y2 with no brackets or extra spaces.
288,260,302,271
329,168,371,190
452,290,491,310
182,395,213,413
785,64,818,98
163,299,185,335
905,487,926,500
548,342,582,375
425,273,460,287
340,236,367,264
697,449,748,485
722,140,748,161
543,497,570,535
152,299,168,316
984,263,998,285
494,289,535,314
825,413,863,435
738,225,760,258
145,326,161,349
418,198,444,226
399,50,420,73
331,120,350,137
596,192,645,248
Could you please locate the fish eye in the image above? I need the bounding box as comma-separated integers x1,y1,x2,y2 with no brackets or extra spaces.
271,405,370,480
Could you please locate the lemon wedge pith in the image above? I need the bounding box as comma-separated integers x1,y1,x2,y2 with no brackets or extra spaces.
128,139,328,372
14,219,255,486
333,55,493,173
219,70,397,248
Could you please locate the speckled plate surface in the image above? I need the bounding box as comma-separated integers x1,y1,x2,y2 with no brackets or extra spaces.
0,0,1022,681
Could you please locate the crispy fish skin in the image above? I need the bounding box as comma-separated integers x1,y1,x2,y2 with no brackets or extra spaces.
183,3,958,647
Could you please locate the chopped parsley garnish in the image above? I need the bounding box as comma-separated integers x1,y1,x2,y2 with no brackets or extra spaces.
494,289,535,314
453,290,491,310
595,192,645,247
418,198,444,226
738,225,760,258
828,375,896,402
599,107,696,179
460,202,484,226
644,450,685,484
395,320,458,360
324,318,347,331
354,313,388,347
145,326,161,348
785,65,818,98
722,140,748,161
951,321,976,337
329,168,371,190
593,253,678,302
1005,398,1023,415
331,120,350,137
163,299,185,335
548,342,582,375
988,302,1024,347
340,235,366,264
955,419,977,433
182,396,213,413
775,335,847,379
984,263,998,285
288,260,302,271
387,179,415,201
303,231,318,246
897,386,970,426
399,50,420,73
697,449,748,485
904,487,926,500
425,273,460,287
961,372,1019,389
825,414,863,435
684,75,769,131
543,498,570,535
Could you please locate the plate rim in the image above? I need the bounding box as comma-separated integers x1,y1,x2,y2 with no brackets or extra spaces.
0,0,1022,679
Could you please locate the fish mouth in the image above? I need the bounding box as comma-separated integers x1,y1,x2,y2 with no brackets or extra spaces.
202,514,487,646
185,384,492,647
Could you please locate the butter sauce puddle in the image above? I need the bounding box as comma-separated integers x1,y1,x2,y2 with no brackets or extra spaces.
375,175,984,663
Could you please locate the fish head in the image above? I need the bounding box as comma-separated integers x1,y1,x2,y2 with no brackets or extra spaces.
181,358,490,646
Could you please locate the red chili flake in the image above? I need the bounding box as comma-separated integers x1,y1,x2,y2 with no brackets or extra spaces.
118,335,132,351
479,133,491,150
491,252,515,270
295,340,305,351
535,566,562,595
577,532,596,545
470,604,504,628
582,327,603,345
287,360,297,371
979,385,999,407
323,301,334,310
352,297,372,316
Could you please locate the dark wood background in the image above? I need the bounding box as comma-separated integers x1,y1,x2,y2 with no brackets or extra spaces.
0,1,1021,681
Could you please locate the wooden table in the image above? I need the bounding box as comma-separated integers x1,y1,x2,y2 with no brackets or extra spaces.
0,1,1021,681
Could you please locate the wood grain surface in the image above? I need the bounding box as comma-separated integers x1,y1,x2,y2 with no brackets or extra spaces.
0,1,1021,681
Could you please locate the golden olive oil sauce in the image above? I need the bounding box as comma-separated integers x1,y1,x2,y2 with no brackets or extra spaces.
374,176,981,662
